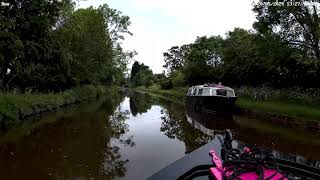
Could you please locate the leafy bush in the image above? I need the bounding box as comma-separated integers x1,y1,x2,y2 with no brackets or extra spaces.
160,79,173,90
171,71,186,87
235,86,320,105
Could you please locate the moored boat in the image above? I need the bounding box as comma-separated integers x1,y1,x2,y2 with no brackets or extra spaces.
186,83,237,112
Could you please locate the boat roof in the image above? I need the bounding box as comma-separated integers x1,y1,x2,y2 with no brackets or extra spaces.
190,84,234,91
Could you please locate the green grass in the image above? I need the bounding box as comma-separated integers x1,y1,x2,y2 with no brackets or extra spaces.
136,87,187,104
136,86,320,121
236,97,320,120
0,85,116,125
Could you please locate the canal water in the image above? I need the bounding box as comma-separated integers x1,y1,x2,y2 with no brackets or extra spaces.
0,91,319,180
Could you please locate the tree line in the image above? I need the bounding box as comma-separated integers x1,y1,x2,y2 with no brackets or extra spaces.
132,0,320,89
0,0,133,92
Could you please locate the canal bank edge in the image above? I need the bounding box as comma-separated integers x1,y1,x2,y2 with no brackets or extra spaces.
0,85,119,126
135,87,320,132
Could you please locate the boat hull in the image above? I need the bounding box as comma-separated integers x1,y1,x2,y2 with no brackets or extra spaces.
186,95,237,112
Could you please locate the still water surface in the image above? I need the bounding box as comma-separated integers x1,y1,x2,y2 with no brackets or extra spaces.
0,91,319,179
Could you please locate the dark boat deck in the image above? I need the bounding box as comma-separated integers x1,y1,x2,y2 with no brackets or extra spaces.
147,138,222,180
147,136,320,180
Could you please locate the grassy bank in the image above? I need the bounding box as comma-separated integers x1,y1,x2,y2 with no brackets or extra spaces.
136,87,320,121
236,97,320,120
135,87,186,105
0,85,117,125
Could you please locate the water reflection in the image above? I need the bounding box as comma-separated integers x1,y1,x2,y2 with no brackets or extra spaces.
127,92,320,162
159,104,210,153
185,107,235,137
129,91,153,116
183,101,320,168
0,91,319,180
0,95,134,180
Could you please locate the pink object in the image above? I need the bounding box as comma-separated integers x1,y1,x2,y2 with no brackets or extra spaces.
209,150,224,180
243,147,251,153
209,149,287,180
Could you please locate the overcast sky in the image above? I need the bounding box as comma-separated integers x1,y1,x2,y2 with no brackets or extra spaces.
77,0,257,73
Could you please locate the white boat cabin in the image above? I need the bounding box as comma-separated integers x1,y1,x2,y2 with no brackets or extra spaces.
186,84,236,97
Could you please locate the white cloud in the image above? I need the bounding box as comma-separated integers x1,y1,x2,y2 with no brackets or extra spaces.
77,0,257,73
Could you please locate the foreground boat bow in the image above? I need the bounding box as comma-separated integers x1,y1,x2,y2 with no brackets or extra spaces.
147,131,320,180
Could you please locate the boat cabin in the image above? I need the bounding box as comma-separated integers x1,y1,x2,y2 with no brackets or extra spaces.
186,84,236,98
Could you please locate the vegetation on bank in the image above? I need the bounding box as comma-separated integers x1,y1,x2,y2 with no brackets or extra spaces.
236,98,320,121
136,87,320,121
137,87,186,101
0,2,132,126
0,85,116,126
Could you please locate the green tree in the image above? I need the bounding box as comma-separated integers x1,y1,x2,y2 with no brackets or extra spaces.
221,28,265,86
57,8,114,85
253,0,320,59
171,70,186,87
98,4,132,45
163,45,189,74
0,0,69,91
130,61,154,87
99,4,135,85
184,36,224,85
130,61,141,80
1,1,132,91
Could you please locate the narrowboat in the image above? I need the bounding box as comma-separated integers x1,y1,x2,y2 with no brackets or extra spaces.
186,83,237,112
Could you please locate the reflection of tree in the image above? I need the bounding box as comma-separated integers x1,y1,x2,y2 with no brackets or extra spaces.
108,107,135,147
159,105,211,153
102,146,129,179
129,91,207,153
0,94,135,180
129,92,153,116
129,98,139,116
233,117,320,160
109,108,130,137
101,105,135,178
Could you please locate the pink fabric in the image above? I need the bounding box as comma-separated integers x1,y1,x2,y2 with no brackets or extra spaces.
210,167,286,180
209,149,287,180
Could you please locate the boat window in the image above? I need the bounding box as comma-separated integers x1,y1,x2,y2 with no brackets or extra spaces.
192,88,197,95
198,88,203,95
216,89,227,96
227,90,234,97
202,88,210,96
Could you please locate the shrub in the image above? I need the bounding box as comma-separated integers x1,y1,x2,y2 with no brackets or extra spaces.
235,86,320,105
160,79,173,90
171,71,186,87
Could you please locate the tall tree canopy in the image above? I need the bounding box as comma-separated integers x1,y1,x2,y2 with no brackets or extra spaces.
130,61,153,87
0,1,133,92
253,0,320,59
163,45,189,74
0,0,70,91
159,2,320,88
58,8,114,85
